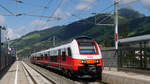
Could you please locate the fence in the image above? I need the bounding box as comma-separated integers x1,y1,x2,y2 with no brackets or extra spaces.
118,41,150,70
101,47,118,68
101,35,150,72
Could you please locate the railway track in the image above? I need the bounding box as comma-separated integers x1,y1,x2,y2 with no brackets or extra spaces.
24,61,104,84
22,62,56,84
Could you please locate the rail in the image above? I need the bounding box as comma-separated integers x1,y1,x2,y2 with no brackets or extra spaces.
22,61,56,84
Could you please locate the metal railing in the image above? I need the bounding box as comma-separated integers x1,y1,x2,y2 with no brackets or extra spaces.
101,40,150,72
101,47,118,68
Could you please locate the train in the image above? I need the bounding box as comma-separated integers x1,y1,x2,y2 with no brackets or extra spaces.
30,36,103,78
0,26,16,72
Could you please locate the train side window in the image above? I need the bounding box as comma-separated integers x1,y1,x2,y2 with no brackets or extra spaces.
62,51,66,61
58,49,61,56
45,54,48,59
51,56,57,62
41,54,43,60
67,48,72,57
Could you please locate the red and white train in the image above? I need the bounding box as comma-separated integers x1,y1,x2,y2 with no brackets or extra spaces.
30,36,103,78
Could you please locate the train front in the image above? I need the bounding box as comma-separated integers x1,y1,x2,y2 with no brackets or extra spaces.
71,36,103,78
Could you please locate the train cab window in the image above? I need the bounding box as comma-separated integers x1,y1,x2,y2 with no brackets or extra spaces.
78,39,96,54
62,51,66,61
67,48,72,56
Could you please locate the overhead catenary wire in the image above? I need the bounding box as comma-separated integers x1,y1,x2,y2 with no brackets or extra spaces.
39,0,64,29
97,10,114,25
97,0,140,25
0,4,15,15
37,0,54,28
39,0,52,19
21,13,58,18
13,0,49,8
47,0,64,22
21,7,49,15
13,0,50,15
0,13,16,16
1,0,143,29
92,3,115,24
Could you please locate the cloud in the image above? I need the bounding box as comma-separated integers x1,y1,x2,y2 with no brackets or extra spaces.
31,20,47,26
53,8,71,20
120,0,139,4
0,15,5,25
119,0,141,7
141,0,150,8
120,0,150,8
75,0,96,10
8,25,36,40
7,28,21,40
8,19,52,40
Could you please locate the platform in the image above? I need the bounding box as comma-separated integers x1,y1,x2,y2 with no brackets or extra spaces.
102,68,150,84
0,61,28,84
1,61,150,84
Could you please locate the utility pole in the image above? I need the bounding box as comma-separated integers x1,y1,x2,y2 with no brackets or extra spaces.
114,0,119,50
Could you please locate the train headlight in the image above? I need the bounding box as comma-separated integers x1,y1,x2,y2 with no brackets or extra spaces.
80,60,87,64
95,60,100,64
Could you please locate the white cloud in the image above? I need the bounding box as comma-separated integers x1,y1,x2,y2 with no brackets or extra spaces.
53,8,71,20
0,15,5,25
75,3,91,10
120,0,150,8
8,20,52,40
31,20,47,26
141,0,150,8
75,0,96,10
120,0,139,4
7,28,21,40
8,26,36,40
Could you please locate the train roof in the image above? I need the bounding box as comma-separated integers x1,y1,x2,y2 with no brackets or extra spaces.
75,36,92,40
31,36,94,55
31,42,72,55
118,34,150,43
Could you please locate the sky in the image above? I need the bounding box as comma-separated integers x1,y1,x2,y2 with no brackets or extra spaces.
0,0,150,40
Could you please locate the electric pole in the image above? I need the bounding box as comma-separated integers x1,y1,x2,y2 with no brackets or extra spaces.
114,0,119,50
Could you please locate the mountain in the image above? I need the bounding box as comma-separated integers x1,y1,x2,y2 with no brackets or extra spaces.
119,8,145,20
10,8,150,58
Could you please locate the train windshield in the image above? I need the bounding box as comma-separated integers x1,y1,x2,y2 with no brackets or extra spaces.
77,37,96,54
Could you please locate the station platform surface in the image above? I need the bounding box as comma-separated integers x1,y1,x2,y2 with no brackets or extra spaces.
0,61,28,84
102,68,150,84
1,61,150,84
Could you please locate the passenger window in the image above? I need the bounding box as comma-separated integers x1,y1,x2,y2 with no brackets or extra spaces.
45,54,48,59
67,48,72,57
41,54,43,60
62,51,66,61
58,49,61,56
51,56,57,62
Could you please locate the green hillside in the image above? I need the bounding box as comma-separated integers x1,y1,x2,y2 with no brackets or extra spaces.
10,8,150,58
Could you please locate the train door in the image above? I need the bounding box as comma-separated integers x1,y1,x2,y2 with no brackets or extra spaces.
62,50,66,61
58,49,61,70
